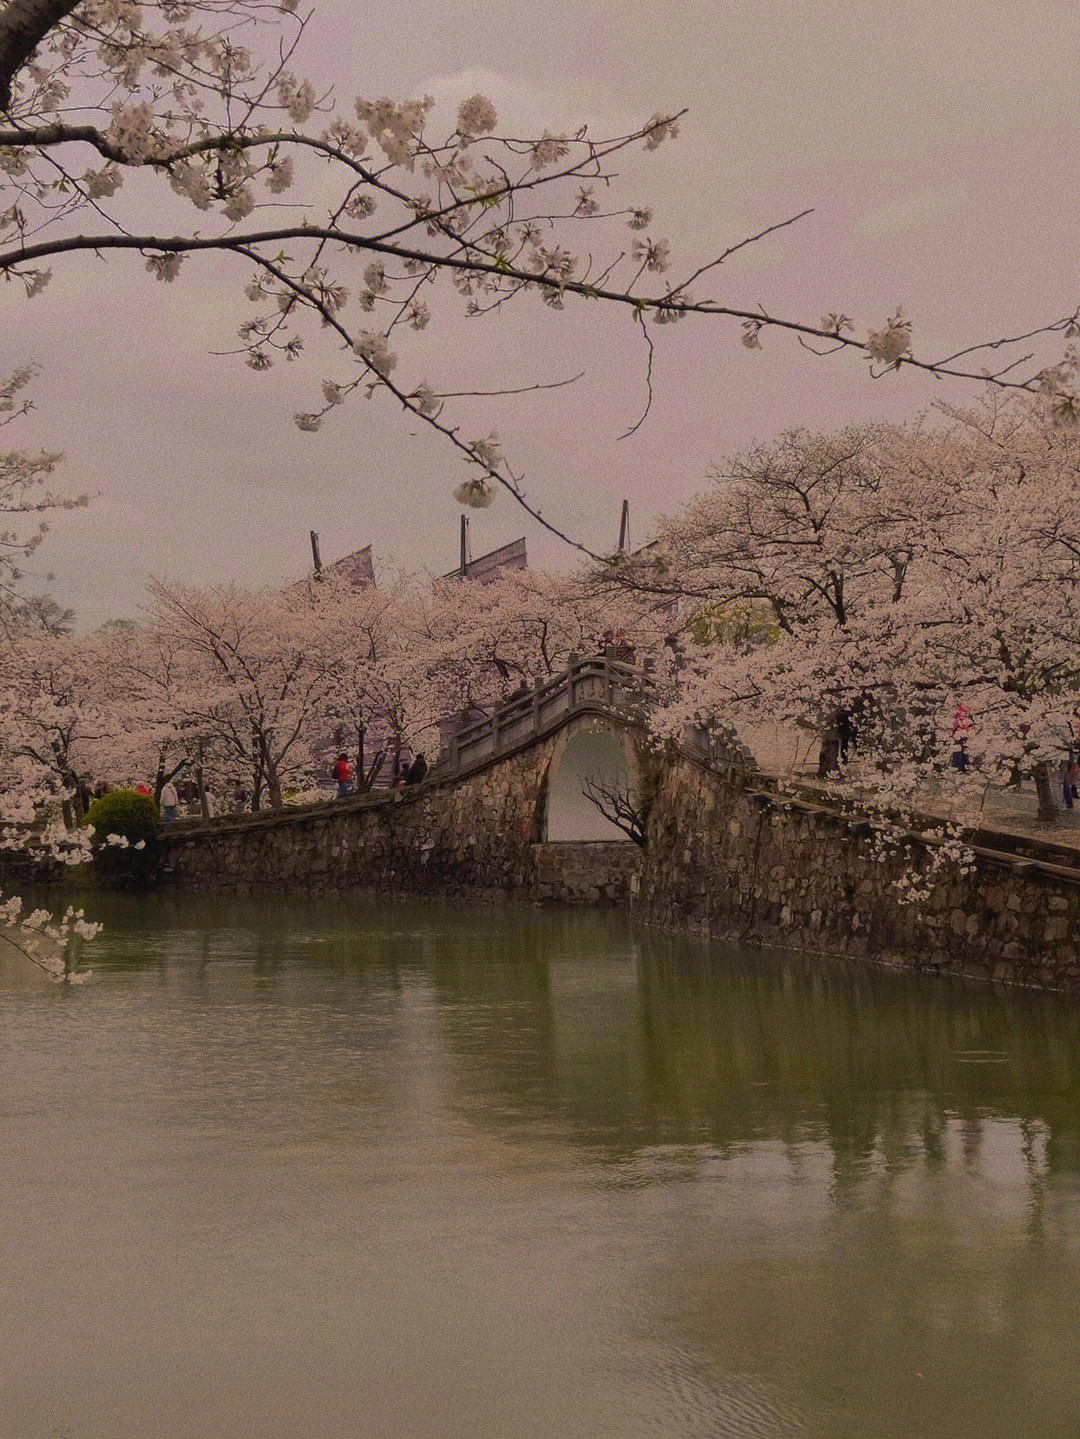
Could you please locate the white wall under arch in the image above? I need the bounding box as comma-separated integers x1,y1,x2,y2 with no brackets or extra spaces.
544,724,637,841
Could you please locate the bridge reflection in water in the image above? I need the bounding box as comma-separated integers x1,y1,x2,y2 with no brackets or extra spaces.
4,892,1080,1437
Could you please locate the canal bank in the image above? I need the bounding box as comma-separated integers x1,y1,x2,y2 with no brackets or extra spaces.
153,738,1080,994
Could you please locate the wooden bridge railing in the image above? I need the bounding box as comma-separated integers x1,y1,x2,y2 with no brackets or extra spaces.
435,654,654,780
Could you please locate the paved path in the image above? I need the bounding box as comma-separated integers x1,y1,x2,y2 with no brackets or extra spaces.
739,719,1080,852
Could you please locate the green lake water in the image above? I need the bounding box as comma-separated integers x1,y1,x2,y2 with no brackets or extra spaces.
3,892,1080,1438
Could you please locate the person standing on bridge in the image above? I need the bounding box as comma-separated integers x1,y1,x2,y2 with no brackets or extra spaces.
404,753,427,785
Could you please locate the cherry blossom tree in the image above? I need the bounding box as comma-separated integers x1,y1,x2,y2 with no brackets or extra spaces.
298,573,435,787
0,623,110,814
637,397,1080,822
146,577,328,807
75,618,210,797
4,0,1080,555
0,366,86,616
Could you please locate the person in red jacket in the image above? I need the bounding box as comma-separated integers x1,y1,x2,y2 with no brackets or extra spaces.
332,753,351,798
950,702,974,772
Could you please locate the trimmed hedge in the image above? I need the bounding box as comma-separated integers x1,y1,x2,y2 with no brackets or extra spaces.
86,789,160,887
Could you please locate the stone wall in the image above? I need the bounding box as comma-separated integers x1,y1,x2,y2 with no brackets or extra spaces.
638,755,1080,990
533,841,641,903
160,720,641,907
159,715,1080,992
164,759,538,900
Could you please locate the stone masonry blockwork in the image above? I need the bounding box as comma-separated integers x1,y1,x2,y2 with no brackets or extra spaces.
158,717,1080,992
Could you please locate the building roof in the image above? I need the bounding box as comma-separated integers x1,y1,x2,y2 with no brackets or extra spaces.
439,537,527,584
323,545,375,587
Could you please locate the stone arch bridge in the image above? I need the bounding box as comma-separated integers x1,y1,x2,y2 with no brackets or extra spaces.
163,655,677,905
160,655,1080,992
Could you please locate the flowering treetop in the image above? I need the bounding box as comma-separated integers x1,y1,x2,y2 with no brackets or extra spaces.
628,396,1080,816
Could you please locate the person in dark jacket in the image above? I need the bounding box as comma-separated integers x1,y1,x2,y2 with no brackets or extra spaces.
404,753,427,785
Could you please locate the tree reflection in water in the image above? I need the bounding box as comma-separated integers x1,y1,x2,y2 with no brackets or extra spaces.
8,891,1079,1438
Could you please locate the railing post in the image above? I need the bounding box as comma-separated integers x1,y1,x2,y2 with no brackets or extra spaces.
532,684,540,734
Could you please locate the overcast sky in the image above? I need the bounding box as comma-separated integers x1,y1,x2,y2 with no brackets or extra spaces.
8,0,1080,626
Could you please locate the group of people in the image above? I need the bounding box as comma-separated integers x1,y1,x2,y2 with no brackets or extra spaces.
117,753,430,821
331,751,427,798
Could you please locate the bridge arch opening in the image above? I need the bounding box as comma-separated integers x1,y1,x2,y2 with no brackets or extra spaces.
542,725,638,842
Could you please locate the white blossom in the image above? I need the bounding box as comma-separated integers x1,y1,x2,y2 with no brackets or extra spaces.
643,113,680,150
531,133,569,168
22,270,51,299
266,156,294,194
573,186,599,216
82,166,123,199
866,309,912,368
353,330,398,377
222,186,256,222
168,160,213,211
145,252,184,282
410,383,442,417
276,73,316,124
457,94,498,138
106,101,158,162
453,477,496,508
406,301,430,331
468,432,502,469
631,237,671,274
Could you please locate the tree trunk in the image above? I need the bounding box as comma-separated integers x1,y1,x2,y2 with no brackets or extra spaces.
266,759,283,809
195,740,209,819
364,749,385,791
1035,761,1059,823
817,728,840,779
0,0,81,108
356,722,365,791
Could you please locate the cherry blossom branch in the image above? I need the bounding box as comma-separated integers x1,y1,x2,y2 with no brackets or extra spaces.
232,243,614,563
673,205,815,294
4,220,1073,399
617,309,655,441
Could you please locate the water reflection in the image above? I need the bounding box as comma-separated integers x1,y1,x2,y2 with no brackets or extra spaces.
2,892,1080,1438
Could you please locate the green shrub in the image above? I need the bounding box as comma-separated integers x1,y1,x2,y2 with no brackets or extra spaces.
85,789,160,888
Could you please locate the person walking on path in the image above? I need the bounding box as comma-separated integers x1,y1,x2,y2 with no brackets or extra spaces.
333,753,352,799
159,780,179,822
